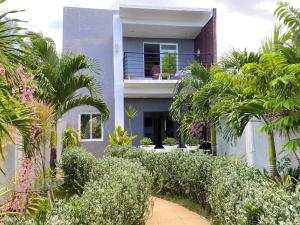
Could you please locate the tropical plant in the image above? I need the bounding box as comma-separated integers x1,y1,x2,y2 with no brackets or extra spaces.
162,53,176,74
185,138,198,146
62,128,79,149
169,62,216,153
140,137,153,146
162,137,177,146
0,0,27,65
219,48,261,74
125,105,137,136
24,34,109,173
108,126,136,146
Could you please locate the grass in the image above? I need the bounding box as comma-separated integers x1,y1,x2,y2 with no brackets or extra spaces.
156,194,221,225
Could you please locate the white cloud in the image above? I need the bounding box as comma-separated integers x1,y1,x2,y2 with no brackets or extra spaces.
1,0,299,55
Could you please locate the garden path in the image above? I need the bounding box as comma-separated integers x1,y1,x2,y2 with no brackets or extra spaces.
146,197,210,225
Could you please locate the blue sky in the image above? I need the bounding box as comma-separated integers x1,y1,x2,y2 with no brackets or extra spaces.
2,0,300,55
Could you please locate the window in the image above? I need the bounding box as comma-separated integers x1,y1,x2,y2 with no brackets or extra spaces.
79,113,103,141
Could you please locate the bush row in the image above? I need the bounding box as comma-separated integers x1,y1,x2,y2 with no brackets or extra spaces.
106,145,300,225
6,147,152,225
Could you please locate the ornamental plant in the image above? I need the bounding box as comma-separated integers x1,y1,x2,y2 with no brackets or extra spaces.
109,126,136,146
62,128,79,149
140,137,153,146
186,138,199,146
162,137,177,146
190,122,206,141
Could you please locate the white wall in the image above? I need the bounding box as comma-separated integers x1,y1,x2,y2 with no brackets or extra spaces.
217,120,300,171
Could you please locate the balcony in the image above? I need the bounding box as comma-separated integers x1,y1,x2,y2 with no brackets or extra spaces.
123,52,213,80
123,51,213,98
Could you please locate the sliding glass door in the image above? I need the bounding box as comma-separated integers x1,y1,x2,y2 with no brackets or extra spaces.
143,43,178,77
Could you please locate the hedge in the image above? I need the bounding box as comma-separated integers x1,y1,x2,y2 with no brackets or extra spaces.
106,146,300,225
61,146,98,194
5,147,152,225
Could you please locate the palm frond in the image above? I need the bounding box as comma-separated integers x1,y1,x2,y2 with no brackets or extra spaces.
61,95,109,121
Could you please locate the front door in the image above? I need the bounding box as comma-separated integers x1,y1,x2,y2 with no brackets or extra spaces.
144,112,176,148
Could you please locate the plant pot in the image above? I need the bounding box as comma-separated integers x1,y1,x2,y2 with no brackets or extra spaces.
163,145,178,152
201,142,211,150
185,144,200,152
140,145,156,151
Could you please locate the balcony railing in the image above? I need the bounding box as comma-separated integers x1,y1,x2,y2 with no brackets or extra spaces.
123,52,213,80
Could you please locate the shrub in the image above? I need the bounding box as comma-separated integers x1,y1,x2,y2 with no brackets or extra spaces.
80,157,152,225
162,137,177,146
62,128,79,149
105,145,144,159
140,137,153,145
57,146,152,225
113,147,300,225
61,146,97,194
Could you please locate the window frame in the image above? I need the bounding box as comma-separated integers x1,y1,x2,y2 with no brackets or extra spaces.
78,112,103,142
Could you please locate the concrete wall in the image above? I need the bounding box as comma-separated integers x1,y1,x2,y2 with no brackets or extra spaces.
123,37,195,77
124,98,175,146
218,120,300,171
63,7,115,157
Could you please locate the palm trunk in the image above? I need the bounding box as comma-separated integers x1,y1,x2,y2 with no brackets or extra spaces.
210,124,217,156
50,124,57,177
267,132,278,179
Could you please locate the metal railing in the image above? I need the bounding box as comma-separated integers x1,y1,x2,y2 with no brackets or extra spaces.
123,52,213,80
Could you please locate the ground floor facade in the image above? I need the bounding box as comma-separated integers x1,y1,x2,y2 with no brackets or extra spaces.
124,98,179,147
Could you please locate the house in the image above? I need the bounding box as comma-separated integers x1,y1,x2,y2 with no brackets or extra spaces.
61,4,217,157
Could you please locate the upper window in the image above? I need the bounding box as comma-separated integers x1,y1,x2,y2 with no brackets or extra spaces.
79,113,103,141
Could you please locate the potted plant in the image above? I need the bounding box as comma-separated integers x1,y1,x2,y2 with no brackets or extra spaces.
185,138,200,152
139,137,155,151
162,137,178,152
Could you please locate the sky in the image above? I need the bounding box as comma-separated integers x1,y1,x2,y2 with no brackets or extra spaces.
1,0,300,56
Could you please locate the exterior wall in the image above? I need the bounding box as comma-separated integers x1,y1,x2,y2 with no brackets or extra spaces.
218,120,300,170
123,37,195,77
194,8,217,65
63,7,115,157
124,98,175,146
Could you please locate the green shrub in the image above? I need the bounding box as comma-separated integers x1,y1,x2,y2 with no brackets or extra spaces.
113,147,300,225
62,128,79,149
57,146,152,225
61,146,97,194
162,137,177,146
105,145,144,160
140,137,153,145
80,157,152,225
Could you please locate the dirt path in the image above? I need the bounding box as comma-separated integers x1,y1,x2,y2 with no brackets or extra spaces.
146,197,211,225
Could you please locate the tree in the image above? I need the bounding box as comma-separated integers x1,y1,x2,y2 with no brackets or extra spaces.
25,35,109,174
207,53,300,179
169,62,217,153
125,105,137,136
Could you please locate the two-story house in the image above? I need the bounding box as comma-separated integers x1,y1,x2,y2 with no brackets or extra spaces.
62,4,216,157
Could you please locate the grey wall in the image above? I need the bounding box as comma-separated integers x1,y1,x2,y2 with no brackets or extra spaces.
63,7,115,157
124,98,175,146
123,37,195,77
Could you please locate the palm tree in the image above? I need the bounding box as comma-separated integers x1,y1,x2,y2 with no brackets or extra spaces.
170,63,216,153
24,35,109,173
0,1,37,171
125,105,137,136
208,53,300,179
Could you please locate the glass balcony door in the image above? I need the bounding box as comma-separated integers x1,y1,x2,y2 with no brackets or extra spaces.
160,44,178,75
143,43,178,78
